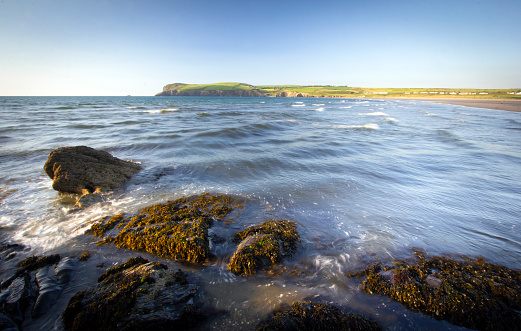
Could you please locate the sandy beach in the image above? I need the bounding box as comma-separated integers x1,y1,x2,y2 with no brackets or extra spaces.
390,98,521,112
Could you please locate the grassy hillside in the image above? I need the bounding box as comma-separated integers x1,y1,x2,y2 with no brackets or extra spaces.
158,83,521,99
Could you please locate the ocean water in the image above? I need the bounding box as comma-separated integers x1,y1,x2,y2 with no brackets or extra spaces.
1,96,520,330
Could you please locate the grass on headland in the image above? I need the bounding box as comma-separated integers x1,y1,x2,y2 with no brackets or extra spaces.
157,82,521,99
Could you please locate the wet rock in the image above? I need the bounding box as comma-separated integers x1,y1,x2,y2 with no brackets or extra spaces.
232,219,300,256
44,146,141,194
256,301,381,331
55,257,78,284
352,249,521,331
0,274,35,326
0,313,19,331
16,254,60,277
75,193,103,209
228,219,300,276
228,234,281,276
32,266,62,318
62,257,204,331
87,193,244,264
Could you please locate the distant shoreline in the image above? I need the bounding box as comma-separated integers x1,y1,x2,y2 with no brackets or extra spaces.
386,98,521,112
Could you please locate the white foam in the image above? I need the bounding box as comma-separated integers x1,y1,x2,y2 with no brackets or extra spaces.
315,107,325,112
383,117,397,122
339,106,352,109
145,109,177,114
312,104,325,106
291,104,306,107
358,111,388,116
333,123,379,130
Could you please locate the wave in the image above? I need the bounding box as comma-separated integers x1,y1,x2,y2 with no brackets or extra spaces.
332,123,380,130
358,112,389,116
144,109,177,114
314,107,325,112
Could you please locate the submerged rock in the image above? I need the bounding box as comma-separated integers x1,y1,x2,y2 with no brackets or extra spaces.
44,146,141,194
256,301,381,331
75,193,103,209
350,250,521,331
228,219,300,276
87,193,244,264
62,257,204,331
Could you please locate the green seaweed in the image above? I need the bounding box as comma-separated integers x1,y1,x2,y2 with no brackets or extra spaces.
256,301,381,331
353,249,521,331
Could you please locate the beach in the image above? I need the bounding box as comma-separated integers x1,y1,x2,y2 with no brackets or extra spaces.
390,97,521,112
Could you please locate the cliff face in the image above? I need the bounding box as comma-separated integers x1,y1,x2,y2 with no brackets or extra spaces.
275,91,311,98
155,89,265,97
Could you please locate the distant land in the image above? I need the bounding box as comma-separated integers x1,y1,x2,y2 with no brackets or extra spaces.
155,82,521,99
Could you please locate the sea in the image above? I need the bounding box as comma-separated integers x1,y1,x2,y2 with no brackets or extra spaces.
1,96,520,330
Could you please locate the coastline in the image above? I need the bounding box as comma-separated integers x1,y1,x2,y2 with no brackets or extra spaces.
387,97,521,112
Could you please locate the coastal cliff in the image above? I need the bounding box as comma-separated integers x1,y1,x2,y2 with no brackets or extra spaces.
156,89,264,97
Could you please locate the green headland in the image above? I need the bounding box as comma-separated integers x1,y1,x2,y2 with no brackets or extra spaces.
156,82,521,99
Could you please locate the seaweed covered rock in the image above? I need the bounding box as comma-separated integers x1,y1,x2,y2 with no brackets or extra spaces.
62,257,204,331
44,146,142,194
256,301,381,331
228,219,300,276
351,250,521,331
87,193,244,264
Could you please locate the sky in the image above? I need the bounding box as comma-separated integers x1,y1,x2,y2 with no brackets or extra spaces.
0,0,520,96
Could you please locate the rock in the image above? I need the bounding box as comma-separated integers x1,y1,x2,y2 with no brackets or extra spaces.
55,257,78,284
0,274,35,326
75,193,103,209
86,193,244,264
32,266,62,318
256,301,381,331
44,146,141,194
62,257,204,331
275,91,311,97
354,250,521,331
228,219,300,276
0,313,19,331
228,234,281,276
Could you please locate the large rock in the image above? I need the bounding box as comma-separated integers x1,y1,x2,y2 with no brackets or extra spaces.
228,219,300,276
44,146,141,194
62,257,204,331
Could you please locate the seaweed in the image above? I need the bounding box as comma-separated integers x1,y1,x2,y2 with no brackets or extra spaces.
16,254,61,276
232,219,300,256
228,220,301,276
353,249,521,331
228,234,282,276
256,301,381,331
62,257,200,331
87,193,244,264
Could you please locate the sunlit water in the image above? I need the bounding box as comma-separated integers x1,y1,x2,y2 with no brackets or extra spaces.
1,96,520,330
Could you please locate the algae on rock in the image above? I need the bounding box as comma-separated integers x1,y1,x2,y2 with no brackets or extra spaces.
350,249,521,331
256,301,381,331
87,193,244,264
62,257,204,331
228,219,300,276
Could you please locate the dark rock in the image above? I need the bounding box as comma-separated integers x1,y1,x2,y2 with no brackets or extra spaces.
32,266,62,318
256,301,381,331
55,257,78,284
44,146,141,194
75,193,103,209
0,274,35,326
0,313,19,331
62,257,204,331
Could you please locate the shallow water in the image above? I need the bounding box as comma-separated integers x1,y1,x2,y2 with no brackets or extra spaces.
1,96,520,330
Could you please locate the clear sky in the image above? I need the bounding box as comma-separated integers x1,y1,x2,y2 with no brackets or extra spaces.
1,0,520,96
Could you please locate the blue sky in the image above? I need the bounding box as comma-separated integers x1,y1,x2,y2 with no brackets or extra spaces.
0,0,520,96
